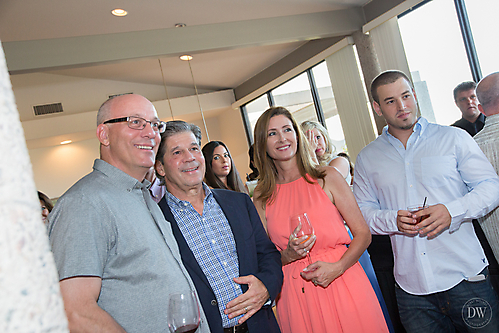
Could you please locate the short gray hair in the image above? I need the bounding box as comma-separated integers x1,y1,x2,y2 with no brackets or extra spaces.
156,120,202,163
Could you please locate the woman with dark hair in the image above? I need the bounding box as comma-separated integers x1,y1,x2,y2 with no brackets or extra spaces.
253,106,388,333
245,144,259,197
202,141,246,193
38,191,53,225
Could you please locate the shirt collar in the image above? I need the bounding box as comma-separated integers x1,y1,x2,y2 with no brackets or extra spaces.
382,116,427,140
93,159,149,192
477,112,486,124
165,182,213,208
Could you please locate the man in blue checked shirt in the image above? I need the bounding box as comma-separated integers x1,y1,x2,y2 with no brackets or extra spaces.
155,120,282,333
353,70,499,333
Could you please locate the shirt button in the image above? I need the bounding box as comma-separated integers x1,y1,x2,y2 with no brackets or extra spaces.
407,162,410,165
409,185,413,187
184,202,188,206
223,261,227,266
211,239,216,244
211,299,218,306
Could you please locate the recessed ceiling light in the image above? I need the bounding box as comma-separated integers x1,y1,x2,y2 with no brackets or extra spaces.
111,8,127,17
175,23,186,28
60,140,72,145
179,55,193,61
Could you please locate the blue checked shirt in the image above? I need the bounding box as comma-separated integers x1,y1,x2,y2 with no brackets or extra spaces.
166,184,243,328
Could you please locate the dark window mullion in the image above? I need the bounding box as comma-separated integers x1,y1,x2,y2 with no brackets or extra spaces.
267,92,275,107
307,68,326,126
454,0,482,82
240,105,254,145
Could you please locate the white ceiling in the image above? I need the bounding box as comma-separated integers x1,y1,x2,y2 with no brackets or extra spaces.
0,0,372,124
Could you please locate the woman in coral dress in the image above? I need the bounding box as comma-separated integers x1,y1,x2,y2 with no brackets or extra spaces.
253,106,388,333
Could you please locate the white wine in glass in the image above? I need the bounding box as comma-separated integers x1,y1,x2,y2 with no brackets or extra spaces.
167,291,200,333
289,212,314,264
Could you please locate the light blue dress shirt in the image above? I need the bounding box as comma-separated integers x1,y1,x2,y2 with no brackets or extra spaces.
353,117,499,295
166,184,243,328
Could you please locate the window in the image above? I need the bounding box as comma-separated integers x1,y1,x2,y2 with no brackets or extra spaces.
241,62,348,154
271,72,318,125
465,0,499,77
312,62,346,153
244,94,270,137
398,0,472,125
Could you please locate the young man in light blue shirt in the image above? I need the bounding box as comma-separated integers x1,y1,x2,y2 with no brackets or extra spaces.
354,70,499,333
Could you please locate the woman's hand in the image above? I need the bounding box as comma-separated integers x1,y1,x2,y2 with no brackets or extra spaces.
300,261,346,288
305,129,318,152
281,225,316,265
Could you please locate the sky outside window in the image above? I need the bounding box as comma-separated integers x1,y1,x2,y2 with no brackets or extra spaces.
464,0,499,77
398,0,472,125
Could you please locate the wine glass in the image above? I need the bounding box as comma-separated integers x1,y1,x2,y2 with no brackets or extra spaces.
289,212,314,264
167,291,200,333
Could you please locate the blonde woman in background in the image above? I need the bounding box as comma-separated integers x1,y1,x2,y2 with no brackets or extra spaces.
301,121,351,184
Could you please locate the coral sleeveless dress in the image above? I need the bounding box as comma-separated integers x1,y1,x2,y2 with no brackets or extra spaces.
266,176,388,333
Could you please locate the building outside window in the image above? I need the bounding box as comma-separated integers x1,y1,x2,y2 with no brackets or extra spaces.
398,0,497,126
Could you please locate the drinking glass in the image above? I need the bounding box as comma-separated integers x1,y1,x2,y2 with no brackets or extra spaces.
167,291,200,333
407,204,429,223
289,212,314,264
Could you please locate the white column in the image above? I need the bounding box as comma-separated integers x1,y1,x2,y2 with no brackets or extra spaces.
369,17,411,76
0,42,68,332
325,40,377,163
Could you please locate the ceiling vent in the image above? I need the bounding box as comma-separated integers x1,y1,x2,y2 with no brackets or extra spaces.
33,102,63,116
108,92,133,99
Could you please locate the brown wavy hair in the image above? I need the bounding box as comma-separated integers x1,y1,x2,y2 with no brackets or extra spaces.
253,107,325,206
202,141,246,193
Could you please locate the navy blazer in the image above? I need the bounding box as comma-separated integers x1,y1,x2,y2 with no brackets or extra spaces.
159,188,282,333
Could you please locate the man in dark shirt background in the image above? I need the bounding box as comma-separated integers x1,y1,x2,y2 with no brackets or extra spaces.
451,81,485,136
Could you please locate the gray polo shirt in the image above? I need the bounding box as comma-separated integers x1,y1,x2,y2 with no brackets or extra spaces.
48,159,209,333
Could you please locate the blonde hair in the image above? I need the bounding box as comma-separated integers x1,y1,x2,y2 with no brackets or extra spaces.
300,120,335,166
253,107,325,206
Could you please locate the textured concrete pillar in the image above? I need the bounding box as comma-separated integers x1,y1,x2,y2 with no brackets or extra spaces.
0,42,68,332
325,41,377,163
352,30,386,135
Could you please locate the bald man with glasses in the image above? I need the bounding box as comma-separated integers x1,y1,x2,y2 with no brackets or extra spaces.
48,94,210,333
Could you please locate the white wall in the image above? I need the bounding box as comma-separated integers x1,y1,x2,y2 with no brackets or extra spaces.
30,138,99,198
30,104,252,199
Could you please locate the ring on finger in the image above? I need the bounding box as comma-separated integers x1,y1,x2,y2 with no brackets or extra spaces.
244,306,248,313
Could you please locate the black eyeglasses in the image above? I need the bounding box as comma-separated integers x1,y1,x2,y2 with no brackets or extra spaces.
103,116,166,133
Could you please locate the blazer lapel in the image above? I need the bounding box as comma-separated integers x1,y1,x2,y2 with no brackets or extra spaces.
158,197,212,290
211,191,247,274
